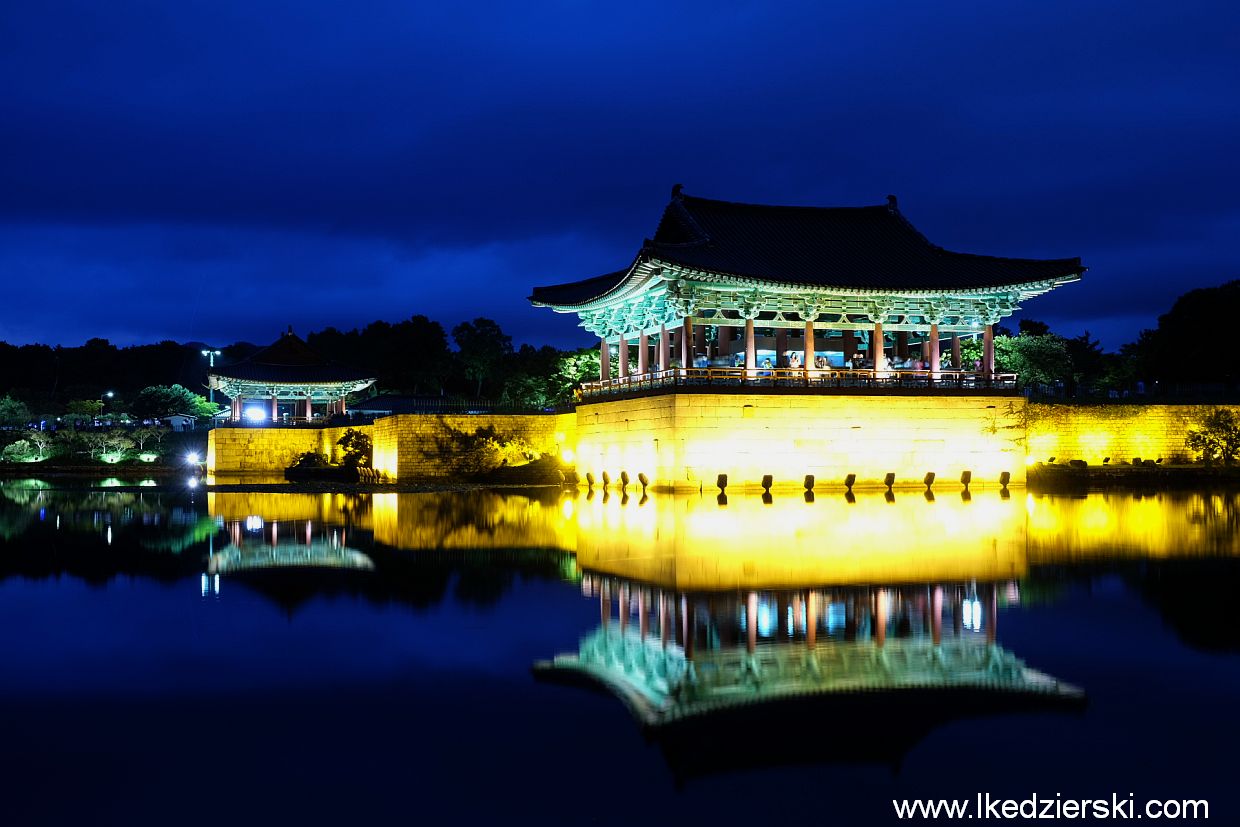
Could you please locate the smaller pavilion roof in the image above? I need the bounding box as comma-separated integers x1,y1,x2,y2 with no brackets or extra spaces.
212,328,376,385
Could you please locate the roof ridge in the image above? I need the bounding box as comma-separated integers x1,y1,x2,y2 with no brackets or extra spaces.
680,191,890,213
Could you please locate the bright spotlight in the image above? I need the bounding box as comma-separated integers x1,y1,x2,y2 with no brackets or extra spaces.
186,451,200,464
244,407,267,422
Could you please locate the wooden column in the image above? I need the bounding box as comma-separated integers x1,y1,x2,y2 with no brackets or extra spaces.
806,591,819,649
719,326,733,361
304,393,313,421
872,322,885,373
681,595,694,661
803,320,815,374
986,585,998,644
775,329,788,367
983,324,995,378
638,331,649,375
744,318,756,372
270,394,278,422
929,324,941,375
951,334,961,370
618,334,628,378
618,584,628,632
693,323,706,362
875,589,889,648
681,318,693,370
746,592,758,654
599,337,611,381
932,586,943,645
658,324,670,372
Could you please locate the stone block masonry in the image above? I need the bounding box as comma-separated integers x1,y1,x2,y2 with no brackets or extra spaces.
575,393,1026,492
1025,403,1240,466
206,396,1235,488
371,412,576,480
207,425,365,475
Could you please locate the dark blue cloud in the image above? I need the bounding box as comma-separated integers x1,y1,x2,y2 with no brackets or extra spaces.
1,0,1238,348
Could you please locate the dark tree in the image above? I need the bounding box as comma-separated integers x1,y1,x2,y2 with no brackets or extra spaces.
1147,280,1240,387
452,318,513,397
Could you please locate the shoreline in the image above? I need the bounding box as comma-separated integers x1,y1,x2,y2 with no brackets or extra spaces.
10,463,1240,495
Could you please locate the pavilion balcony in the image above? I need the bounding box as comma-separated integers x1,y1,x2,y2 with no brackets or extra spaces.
578,367,1019,400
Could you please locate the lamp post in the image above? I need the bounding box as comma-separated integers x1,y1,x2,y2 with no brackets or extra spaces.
202,349,221,404
99,391,114,425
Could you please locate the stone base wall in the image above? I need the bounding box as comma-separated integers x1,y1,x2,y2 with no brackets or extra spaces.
207,425,366,475
575,393,1026,491
206,397,1233,483
370,412,576,480
1025,404,1240,466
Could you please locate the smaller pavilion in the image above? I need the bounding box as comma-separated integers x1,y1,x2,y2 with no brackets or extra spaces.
208,328,376,423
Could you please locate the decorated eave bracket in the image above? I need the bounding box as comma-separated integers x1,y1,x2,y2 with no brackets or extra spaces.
209,377,376,399
573,274,1055,339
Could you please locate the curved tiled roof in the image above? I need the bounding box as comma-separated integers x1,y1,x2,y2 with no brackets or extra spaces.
212,329,374,384
530,189,1084,306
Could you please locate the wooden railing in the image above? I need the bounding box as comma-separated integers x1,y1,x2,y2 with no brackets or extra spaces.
579,367,1018,398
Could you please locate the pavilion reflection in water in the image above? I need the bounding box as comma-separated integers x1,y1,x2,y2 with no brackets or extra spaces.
535,573,1084,776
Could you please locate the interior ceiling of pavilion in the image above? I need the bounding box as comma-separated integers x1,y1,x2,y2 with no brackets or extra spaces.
530,187,1085,337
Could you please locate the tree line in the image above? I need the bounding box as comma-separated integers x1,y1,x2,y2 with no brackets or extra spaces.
971,280,1240,397
0,316,598,417
0,280,1237,414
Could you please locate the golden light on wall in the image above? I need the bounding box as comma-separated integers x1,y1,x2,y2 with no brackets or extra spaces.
575,394,1024,492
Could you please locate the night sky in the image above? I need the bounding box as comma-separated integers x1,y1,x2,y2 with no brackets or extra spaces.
3,1,1238,351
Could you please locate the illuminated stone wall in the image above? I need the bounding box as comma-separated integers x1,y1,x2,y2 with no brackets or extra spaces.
208,397,1231,482
207,425,365,475
574,393,1026,491
369,412,576,480
1025,403,1240,465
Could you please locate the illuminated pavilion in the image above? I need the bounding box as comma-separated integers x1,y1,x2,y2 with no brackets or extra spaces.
209,328,376,423
531,187,1084,393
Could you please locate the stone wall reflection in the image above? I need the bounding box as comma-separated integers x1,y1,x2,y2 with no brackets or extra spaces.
1026,491,1240,561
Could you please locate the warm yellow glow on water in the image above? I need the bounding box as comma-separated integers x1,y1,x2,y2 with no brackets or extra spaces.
1026,491,1240,560
370,492,579,552
208,491,373,526
209,488,1240,589
570,490,1027,589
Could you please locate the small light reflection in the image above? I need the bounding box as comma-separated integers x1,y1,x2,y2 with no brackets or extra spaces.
962,598,982,632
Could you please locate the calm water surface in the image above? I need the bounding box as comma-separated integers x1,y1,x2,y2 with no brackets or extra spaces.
1,480,1238,824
